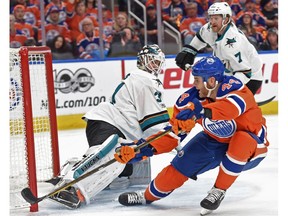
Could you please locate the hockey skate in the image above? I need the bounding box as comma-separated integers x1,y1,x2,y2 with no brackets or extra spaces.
48,186,84,209
200,187,226,215
118,191,146,206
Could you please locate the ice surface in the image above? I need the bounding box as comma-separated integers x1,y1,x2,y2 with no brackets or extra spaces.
10,115,280,216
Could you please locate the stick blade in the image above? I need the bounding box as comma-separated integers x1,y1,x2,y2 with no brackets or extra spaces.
21,188,38,204
257,96,276,106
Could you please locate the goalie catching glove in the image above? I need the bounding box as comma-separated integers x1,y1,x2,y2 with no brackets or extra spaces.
175,45,198,71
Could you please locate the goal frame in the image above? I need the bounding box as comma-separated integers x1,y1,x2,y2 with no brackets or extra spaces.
14,46,60,212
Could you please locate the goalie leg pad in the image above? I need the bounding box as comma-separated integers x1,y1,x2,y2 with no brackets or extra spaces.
73,134,120,179
62,134,126,204
75,158,125,204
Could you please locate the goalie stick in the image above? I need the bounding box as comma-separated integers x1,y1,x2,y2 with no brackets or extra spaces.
21,128,172,205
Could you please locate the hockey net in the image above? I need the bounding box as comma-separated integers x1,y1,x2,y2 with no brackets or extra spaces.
9,46,60,212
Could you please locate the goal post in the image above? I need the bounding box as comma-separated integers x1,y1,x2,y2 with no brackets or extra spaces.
10,46,60,212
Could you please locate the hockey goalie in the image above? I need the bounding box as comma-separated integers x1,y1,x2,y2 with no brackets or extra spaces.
28,44,180,209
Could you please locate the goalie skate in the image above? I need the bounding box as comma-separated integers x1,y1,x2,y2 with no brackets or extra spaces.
48,186,83,209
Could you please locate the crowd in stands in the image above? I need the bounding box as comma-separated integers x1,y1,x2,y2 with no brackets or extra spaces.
9,0,278,60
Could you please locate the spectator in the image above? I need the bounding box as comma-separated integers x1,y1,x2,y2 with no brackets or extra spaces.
259,27,278,50
145,0,172,9
27,0,50,9
113,12,132,34
139,4,159,45
108,27,142,57
47,35,75,60
13,4,35,40
254,0,262,11
237,11,264,50
260,0,278,28
224,0,243,19
100,6,114,43
236,0,266,28
179,2,206,45
76,17,109,59
86,2,113,21
38,6,72,45
66,0,98,42
162,0,186,30
194,0,213,18
10,14,29,48
85,3,114,43
45,0,68,23
85,0,98,19
11,0,41,27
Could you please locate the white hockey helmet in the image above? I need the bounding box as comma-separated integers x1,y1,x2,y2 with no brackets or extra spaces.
137,44,165,76
208,2,232,20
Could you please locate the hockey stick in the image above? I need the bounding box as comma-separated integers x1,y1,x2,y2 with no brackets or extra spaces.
21,128,172,205
257,96,276,106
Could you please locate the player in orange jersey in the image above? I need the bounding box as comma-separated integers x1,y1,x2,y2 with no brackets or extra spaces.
115,55,269,215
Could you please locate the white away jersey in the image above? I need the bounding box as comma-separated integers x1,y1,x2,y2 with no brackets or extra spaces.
191,22,263,83
83,69,170,141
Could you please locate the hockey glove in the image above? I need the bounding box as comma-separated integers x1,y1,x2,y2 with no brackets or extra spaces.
175,45,198,71
114,139,154,164
176,98,203,120
172,118,196,135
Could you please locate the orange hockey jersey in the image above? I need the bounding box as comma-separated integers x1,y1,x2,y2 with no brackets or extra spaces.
172,76,268,145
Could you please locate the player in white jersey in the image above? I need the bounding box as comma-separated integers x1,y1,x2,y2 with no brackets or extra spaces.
175,2,263,95
47,44,171,209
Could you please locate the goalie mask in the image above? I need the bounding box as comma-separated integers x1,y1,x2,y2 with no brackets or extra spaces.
137,44,165,76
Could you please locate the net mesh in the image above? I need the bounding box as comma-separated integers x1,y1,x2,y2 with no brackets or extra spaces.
10,48,55,209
